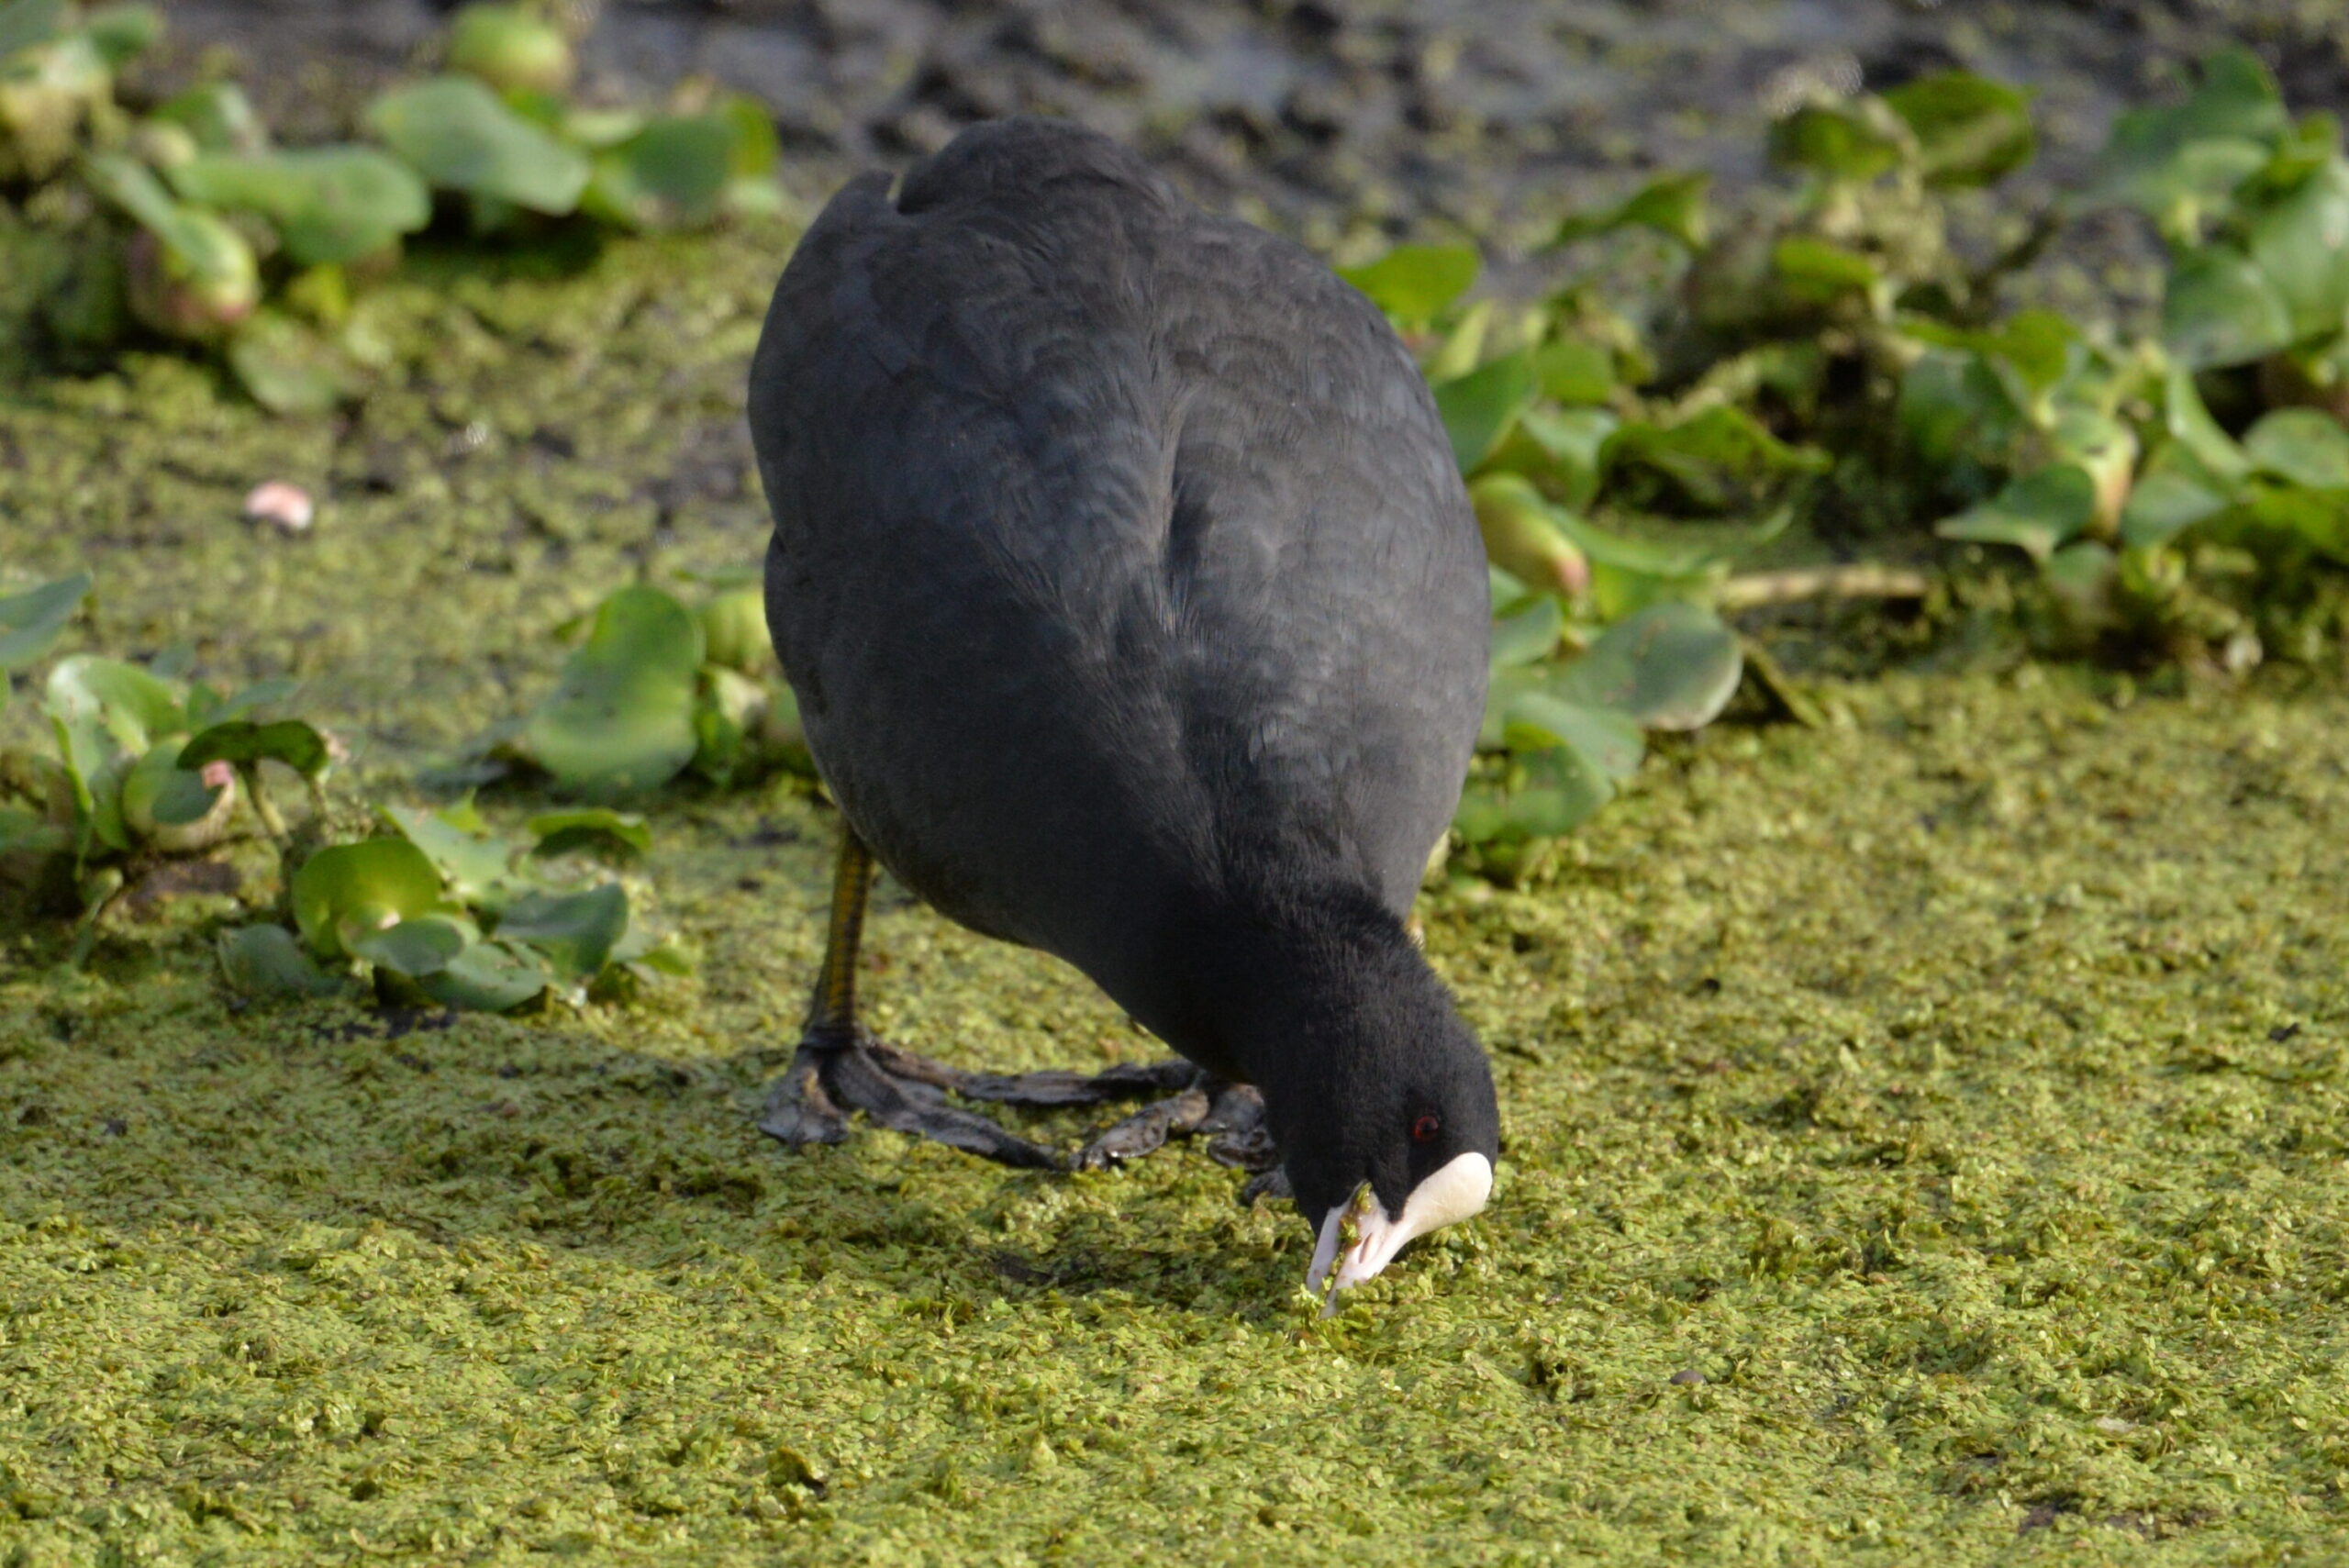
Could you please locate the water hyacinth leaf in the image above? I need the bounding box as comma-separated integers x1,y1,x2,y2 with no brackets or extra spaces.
45,653,181,755
2243,482,2349,563
179,717,333,781
1898,348,2018,469
226,310,362,415
527,807,651,858
1554,601,1743,732
1487,563,1531,617
1771,236,1883,307
2243,407,2349,489
0,805,69,858
381,801,529,912
1504,693,1644,783
217,924,348,1000
2163,362,2251,484
1488,594,1562,669
366,74,590,215
1769,101,1905,184
119,739,223,831
2247,159,2349,342
1337,243,1479,328
418,940,549,1011
1497,406,1617,509
1601,404,1829,515
698,586,771,674
1883,71,2036,188
522,585,706,796
583,112,735,232
0,569,88,680
2121,463,2232,550
168,146,430,265
351,912,471,978
1433,348,1539,473
497,883,628,979
2089,47,2285,226
1532,339,1613,405
1936,463,2097,562
151,82,267,153
83,4,160,67
2043,539,2120,627
720,93,785,213
2165,248,2294,371
291,838,445,959
1551,172,1709,250
1501,734,1619,839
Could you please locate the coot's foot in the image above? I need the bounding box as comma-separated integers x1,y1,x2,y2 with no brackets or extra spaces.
763,828,1289,1183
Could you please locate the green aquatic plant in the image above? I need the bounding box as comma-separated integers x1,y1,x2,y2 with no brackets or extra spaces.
6,0,785,408
0,625,337,955
218,795,686,1010
474,576,812,800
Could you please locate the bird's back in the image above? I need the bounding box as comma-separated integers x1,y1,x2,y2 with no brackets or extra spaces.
750,119,1486,1043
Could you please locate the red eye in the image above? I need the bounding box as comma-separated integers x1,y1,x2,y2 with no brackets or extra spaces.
1411,1114,1442,1144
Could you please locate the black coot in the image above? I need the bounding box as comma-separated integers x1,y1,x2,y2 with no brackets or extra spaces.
748,117,1497,1299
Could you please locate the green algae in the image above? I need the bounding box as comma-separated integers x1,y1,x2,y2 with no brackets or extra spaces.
5,225,2349,1565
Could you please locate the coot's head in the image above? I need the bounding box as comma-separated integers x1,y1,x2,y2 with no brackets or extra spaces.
1236,895,1500,1306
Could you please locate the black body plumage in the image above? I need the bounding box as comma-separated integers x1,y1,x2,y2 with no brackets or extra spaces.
749,117,1498,1236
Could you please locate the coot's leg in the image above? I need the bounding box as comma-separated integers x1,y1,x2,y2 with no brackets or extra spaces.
758,829,1288,1180
759,829,1067,1169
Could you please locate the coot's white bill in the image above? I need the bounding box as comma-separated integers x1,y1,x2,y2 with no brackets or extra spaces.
1308,1151,1493,1313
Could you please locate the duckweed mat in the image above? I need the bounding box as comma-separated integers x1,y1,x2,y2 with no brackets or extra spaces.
5,225,2347,1565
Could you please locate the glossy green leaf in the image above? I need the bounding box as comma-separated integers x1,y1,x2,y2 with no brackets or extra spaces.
1935,464,2097,562
1601,405,1829,515
1898,348,2019,469
1883,71,2036,188
178,717,333,781
0,569,88,676
1531,339,1614,406
83,4,160,68
151,82,268,154
366,74,589,215
1770,101,1904,183
1553,601,1744,732
1488,595,1563,669
2090,47,2286,228
1494,407,1617,509
381,801,530,913
1503,693,1644,782
2121,462,2232,550
1337,244,1480,327
2162,362,2251,484
217,924,349,1000
225,311,359,415
496,883,628,979
522,585,706,797
417,940,550,1011
2242,480,2349,563
2247,159,2349,342
119,738,224,831
1552,172,1709,250
583,113,736,232
2243,407,2349,489
527,807,652,858
291,838,445,960
2163,248,2294,370
1771,236,1883,306
1432,349,1539,473
45,653,182,756
168,146,430,265
350,913,471,978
